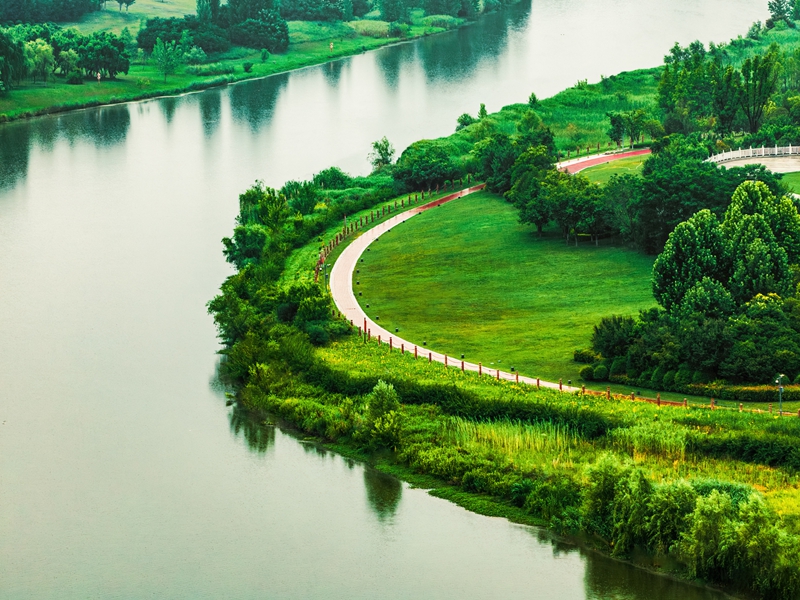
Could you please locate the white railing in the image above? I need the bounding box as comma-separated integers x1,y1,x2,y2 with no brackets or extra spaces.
706,144,800,163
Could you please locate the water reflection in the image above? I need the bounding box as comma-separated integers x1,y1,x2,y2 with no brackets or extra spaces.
228,406,276,454
323,58,346,87
363,467,402,523
230,74,287,131
0,121,31,191
197,89,222,137
375,43,415,88
159,96,181,124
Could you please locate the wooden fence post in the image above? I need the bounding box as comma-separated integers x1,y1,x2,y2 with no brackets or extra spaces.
559,378,563,392
414,345,417,358
479,362,482,375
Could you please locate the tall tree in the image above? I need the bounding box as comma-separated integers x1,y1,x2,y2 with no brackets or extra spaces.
739,46,780,133
151,37,181,82
368,136,395,170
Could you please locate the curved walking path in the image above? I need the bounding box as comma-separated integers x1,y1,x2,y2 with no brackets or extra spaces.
329,183,578,393
328,147,674,402
559,148,651,174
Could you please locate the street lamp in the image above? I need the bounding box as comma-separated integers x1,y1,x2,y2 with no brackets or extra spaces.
775,373,786,416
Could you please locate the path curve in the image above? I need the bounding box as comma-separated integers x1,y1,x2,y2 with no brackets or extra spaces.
329,148,655,398
329,184,577,393
559,148,651,174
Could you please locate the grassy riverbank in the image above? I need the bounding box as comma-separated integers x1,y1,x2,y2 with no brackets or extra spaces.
0,10,467,123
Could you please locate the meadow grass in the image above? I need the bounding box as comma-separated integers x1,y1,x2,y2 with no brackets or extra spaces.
355,190,656,383
580,155,647,184
313,336,800,526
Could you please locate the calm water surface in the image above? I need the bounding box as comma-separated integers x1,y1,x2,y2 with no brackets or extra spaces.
1,1,763,597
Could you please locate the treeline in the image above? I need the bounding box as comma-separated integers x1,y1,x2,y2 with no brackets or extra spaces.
586,179,800,386
0,0,100,24
0,22,130,90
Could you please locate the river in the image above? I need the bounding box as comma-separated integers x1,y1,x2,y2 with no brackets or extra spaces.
0,1,764,597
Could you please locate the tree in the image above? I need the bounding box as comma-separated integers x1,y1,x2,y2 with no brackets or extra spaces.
151,37,181,82
710,64,740,134
196,0,213,21
24,39,55,84
652,209,728,311
506,145,556,235
368,136,395,171
393,140,457,191
229,12,289,52
606,111,625,146
380,0,407,23
768,0,791,23
0,31,25,92
739,47,780,133
78,31,130,79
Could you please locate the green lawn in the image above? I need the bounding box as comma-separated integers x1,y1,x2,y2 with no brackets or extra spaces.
64,0,198,35
580,155,646,184
355,190,656,384
782,171,800,192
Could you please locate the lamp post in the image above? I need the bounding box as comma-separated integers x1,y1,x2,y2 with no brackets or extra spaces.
775,374,786,416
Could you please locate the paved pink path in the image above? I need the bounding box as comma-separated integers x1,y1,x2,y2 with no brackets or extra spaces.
329,184,577,392
559,148,651,174
328,148,653,396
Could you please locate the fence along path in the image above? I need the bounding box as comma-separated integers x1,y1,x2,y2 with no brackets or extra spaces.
324,180,794,415
706,144,800,164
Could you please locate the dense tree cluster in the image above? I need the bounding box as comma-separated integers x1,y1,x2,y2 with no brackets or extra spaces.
658,41,789,134
589,180,800,385
0,22,129,89
0,0,100,24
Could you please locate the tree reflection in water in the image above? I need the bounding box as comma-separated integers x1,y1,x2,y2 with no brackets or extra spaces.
228,405,275,454
363,467,402,523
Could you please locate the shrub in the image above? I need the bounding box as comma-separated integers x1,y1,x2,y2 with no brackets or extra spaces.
650,365,667,387
662,370,676,389
184,45,207,65
593,365,609,381
579,365,594,381
388,22,410,37
674,367,693,386
185,63,235,76
591,315,635,359
65,70,83,84
609,357,626,377
261,48,270,62
574,348,599,364
243,61,253,73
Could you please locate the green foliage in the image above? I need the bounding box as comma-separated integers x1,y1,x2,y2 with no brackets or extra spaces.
393,139,459,191
313,166,352,190
151,37,181,82
368,136,395,171
573,348,599,364
229,12,289,53
579,365,594,381
593,364,608,381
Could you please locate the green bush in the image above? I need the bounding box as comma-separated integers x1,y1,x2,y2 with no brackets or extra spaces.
185,62,235,76
65,70,83,85
243,61,253,73
593,364,609,381
574,348,599,364
662,370,676,388
609,357,626,377
650,365,667,387
674,367,693,386
579,365,594,381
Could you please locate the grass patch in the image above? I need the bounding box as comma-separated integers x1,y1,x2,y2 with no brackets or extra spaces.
355,190,656,384
580,155,646,184
63,0,198,35
782,170,800,192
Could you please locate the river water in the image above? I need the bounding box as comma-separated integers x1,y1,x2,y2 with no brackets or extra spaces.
0,1,764,597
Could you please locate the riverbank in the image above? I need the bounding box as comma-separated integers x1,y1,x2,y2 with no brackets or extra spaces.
0,15,471,123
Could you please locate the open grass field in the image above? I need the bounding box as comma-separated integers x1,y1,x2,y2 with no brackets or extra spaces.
354,190,656,384
579,154,646,184
63,0,198,35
